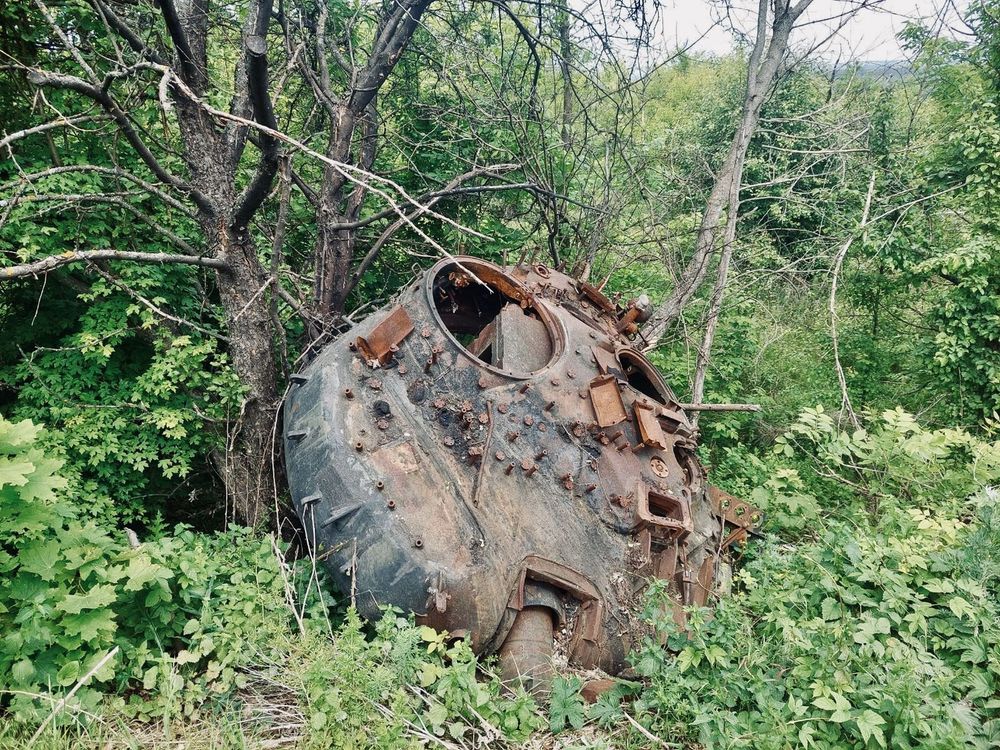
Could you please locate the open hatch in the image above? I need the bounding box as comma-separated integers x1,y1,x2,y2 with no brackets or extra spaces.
427,259,561,377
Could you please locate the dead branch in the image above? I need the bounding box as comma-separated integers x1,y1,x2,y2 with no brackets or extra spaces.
1,250,229,280
831,170,876,430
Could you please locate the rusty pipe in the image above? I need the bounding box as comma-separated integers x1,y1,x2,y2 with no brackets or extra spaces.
498,606,555,698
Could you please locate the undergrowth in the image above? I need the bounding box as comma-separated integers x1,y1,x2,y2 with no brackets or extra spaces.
2,408,999,748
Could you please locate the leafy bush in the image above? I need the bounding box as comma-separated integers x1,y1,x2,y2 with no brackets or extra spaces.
0,415,302,725
619,410,1000,749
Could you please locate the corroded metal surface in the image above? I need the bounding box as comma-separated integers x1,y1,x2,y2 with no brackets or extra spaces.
283,257,762,676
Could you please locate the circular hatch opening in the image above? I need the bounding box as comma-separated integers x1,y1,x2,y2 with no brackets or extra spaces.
426,258,562,378
618,350,677,405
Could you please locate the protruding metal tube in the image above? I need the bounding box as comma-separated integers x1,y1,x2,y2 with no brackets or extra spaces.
498,606,555,698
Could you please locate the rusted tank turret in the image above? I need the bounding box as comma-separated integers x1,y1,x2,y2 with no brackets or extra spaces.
283,257,761,690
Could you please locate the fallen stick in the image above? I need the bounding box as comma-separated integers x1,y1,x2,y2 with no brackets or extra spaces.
679,403,761,412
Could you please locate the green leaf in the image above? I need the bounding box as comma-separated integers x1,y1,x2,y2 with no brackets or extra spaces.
58,584,117,614
0,458,35,489
856,710,886,747
123,555,171,591
62,607,117,642
11,659,35,684
947,595,975,620
549,676,585,733
19,540,61,580
0,419,43,453
56,660,81,686
813,692,852,722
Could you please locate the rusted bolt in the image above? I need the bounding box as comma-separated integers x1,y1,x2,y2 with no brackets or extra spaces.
414,538,423,549
424,358,434,373
550,378,560,386
443,436,455,447
519,383,530,394
507,431,520,442
398,364,408,375
389,344,399,353
523,461,537,477
586,484,598,493
478,377,488,389
560,473,572,482
354,441,364,452
421,326,432,338
611,430,624,442
431,351,439,365
544,400,556,412
579,390,588,399
534,449,548,461
433,398,446,409
368,378,382,391
497,402,509,414
478,413,489,424
375,480,385,491
495,451,506,461
505,462,515,475
387,499,396,510
567,370,576,379
348,340,357,351
523,415,534,427
344,388,354,399
538,422,547,432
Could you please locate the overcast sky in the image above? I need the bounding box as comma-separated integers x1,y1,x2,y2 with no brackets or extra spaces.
652,0,965,61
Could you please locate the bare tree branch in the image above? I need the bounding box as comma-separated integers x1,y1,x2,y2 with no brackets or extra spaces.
1,250,230,280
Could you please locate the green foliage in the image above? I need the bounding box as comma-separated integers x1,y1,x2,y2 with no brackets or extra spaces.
630,410,1000,749
0,415,301,724
549,675,586,733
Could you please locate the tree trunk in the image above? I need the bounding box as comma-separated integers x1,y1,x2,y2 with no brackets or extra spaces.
213,223,280,527
642,0,810,349
689,175,740,430
313,101,379,327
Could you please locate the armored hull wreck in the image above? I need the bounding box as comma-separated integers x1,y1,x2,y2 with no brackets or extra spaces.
283,257,760,688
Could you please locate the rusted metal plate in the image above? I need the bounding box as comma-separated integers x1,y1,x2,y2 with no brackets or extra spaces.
589,375,627,427
690,556,716,608
357,306,414,365
578,281,617,314
708,485,763,531
591,346,620,376
468,318,497,357
634,402,667,449
495,303,550,372
658,406,694,437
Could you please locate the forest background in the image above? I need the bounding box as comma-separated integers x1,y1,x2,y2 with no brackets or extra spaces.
1,0,999,747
